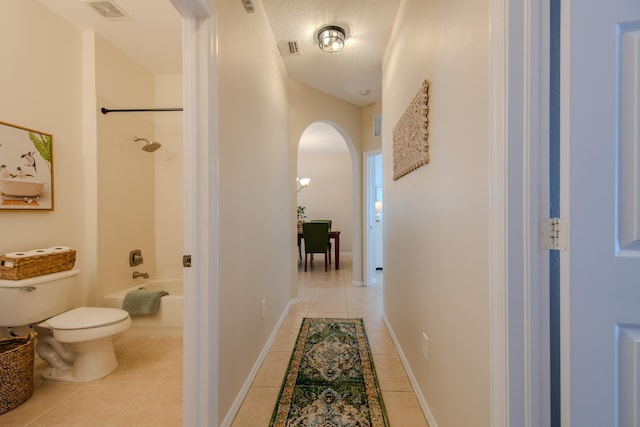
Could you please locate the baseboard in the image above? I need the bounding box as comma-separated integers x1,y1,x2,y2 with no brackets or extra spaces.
382,313,438,427
220,297,299,427
352,280,364,287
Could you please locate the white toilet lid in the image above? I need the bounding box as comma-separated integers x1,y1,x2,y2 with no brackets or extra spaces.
47,307,130,330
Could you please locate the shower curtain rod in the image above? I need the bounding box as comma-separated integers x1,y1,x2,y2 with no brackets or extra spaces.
101,107,183,115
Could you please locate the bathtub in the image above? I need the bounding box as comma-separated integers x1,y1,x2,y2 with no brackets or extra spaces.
102,279,183,337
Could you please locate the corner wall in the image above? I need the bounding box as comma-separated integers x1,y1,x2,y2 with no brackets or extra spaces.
382,0,491,424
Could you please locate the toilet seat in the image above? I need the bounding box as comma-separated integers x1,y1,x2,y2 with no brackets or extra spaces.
47,307,129,330
42,307,131,344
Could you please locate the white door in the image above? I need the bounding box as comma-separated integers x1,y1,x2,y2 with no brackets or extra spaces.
562,1,640,425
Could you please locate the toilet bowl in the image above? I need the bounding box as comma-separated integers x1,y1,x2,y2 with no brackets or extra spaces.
36,307,131,382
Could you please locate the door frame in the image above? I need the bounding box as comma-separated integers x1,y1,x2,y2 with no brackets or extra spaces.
170,1,219,426
491,0,550,425
364,149,382,287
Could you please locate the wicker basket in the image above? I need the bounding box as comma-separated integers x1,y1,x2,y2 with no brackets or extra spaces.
0,332,37,415
0,250,76,280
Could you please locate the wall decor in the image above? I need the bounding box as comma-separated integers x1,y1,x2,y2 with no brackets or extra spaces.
0,121,53,210
393,79,430,180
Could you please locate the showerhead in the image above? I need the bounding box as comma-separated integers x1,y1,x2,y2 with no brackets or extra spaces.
133,137,162,152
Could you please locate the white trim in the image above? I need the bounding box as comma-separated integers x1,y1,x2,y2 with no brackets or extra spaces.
501,0,551,425
382,313,438,427
220,298,299,426
489,0,509,424
559,0,572,424
170,1,218,426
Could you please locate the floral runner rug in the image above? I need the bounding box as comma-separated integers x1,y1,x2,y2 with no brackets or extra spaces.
270,318,390,426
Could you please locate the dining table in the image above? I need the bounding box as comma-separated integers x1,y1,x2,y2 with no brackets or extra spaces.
298,230,341,270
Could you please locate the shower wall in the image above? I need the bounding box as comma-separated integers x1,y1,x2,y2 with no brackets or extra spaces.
95,34,155,299
153,75,183,280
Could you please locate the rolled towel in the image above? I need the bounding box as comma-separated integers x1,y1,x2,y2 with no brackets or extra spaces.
122,289,169,316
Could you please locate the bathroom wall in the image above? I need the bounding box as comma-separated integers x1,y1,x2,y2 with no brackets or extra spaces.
0,3,86,289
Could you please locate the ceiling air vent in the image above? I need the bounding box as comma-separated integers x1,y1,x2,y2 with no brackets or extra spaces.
82,0,130,20
288,41,301,55
241,0,256,13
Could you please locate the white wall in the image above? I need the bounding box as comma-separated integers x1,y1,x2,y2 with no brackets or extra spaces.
362,101,382,153
382,0,491,425
212,0,292,421
297,152,353,252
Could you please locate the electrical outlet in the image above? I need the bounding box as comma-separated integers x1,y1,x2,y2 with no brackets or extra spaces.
261,299,267,319
422,333,429,361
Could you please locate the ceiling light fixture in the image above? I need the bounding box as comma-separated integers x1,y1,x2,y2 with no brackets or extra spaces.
317,26,346,53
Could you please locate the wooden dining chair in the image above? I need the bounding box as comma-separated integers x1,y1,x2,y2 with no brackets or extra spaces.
302,222,330,271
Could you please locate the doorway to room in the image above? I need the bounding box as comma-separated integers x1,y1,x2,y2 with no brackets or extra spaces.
365,151,383,287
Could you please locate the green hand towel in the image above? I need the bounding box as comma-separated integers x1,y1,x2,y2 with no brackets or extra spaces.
122,289,169,316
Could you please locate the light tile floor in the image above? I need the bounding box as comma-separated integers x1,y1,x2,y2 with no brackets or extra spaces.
0,254,428,426
0,336,182,426
231,254,429,426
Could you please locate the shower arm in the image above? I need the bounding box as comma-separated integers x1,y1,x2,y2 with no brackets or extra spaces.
101,107,183,115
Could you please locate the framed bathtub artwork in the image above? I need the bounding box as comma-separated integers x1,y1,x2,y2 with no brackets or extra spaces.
0,121,53,211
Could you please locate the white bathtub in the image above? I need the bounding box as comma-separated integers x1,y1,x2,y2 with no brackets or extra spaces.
103,279,183,337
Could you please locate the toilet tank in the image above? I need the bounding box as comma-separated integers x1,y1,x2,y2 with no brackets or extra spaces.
0,269,80,327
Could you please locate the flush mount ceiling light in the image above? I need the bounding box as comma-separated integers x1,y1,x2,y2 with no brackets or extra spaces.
317,26,346,53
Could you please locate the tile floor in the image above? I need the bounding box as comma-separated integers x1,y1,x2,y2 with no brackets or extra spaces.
0,254,428,426
231,255,429,426
0,335,183,426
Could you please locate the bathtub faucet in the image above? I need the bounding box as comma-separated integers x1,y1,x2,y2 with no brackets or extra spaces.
132,271,149,279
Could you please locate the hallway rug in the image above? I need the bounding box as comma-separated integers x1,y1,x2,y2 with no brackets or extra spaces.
270,318,389,426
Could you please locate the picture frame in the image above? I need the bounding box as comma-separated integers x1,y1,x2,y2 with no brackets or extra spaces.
0,121,53,211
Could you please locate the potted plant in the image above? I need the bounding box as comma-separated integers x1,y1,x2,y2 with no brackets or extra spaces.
297,206,306,232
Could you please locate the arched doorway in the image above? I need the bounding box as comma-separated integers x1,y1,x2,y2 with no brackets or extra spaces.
295,120,363,285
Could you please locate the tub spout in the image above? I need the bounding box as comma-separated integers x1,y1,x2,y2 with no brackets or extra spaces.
133,271,149,279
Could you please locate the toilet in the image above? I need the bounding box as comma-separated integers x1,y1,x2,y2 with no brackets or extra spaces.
0,269,131,382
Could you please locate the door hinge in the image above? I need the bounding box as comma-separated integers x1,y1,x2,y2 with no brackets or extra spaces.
541,218,567,251
183,255,192,268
